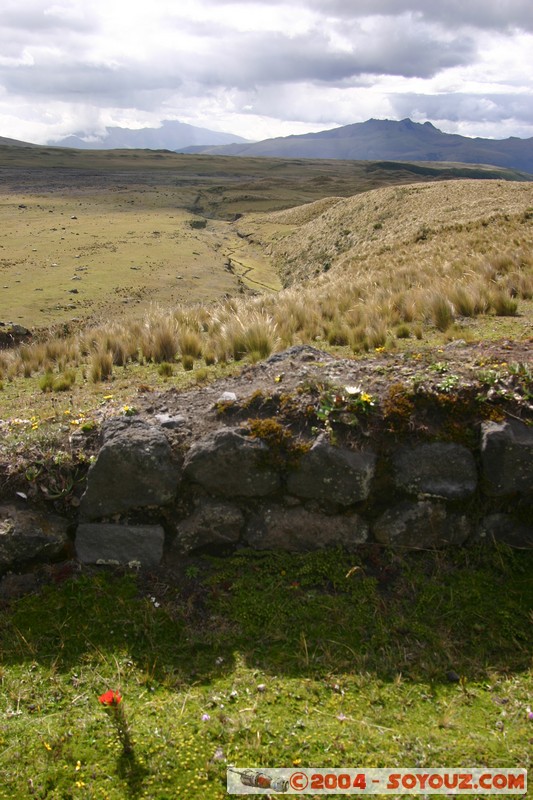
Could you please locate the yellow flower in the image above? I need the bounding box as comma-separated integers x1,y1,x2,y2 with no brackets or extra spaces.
63,409,71,415
292,758,302,766
75,781,85,788
103,394,114,401
361,392,373,404
75,760,81,771
44,742,52,751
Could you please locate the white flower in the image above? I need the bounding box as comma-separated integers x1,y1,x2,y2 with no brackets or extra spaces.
344,385,362,395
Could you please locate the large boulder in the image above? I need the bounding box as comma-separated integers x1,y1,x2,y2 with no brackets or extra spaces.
79,418,180,520
75,523,165,567
183,428,280,497
246,505,368,552
0,504,69,574
286,437,376,506
481,420,533,496
373,501,470,549
172,501,244,553
392,442,477,499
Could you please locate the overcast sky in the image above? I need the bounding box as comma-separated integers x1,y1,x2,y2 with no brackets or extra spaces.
1,0,532,144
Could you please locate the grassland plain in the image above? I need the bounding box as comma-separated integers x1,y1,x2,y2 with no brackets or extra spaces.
0,147,532,799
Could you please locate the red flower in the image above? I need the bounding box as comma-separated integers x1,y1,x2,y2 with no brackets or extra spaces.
98,690,122,706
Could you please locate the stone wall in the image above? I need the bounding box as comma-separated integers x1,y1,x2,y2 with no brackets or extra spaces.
1,414,531,576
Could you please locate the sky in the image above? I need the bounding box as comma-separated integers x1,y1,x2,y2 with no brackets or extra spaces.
1,0,532,145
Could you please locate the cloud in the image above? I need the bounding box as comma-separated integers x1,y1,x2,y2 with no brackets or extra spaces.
0,0,530,143
302,0,533,33
390,91,533,128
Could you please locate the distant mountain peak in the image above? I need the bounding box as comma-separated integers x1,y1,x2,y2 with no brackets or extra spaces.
188,118,533,174
49,120,249,151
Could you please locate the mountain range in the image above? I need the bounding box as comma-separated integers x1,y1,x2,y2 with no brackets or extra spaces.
49,119,248,150
180,118,533,174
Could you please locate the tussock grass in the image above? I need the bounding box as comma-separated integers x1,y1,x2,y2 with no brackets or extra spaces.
89,349,113,383
3,180,533,390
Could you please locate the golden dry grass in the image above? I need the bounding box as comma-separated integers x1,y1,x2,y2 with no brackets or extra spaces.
2,179,532,390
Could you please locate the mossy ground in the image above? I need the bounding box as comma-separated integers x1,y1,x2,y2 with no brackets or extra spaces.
0,546,531,799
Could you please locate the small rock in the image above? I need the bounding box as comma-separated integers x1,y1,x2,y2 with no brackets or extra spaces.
216,391,237,403
155,413,186,429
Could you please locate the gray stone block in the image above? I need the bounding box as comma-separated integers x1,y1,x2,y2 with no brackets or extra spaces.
0,504,69,574
393,442,477,499
246,505,368,552
76,523,165,567
79,417,180,520
477,514,533,548
287,437,376,506
172,501,244,553
183,428,280,497
373,501,470,548
481,420,533,496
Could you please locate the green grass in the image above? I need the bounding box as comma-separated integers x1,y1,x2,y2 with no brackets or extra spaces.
0,546,531,799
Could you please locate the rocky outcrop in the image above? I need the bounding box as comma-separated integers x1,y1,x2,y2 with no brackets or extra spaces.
79,418,180,520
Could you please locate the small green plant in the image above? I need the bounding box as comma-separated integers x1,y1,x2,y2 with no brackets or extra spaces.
246,417,309,467
39,370,55,392
437,373,460,393
158,362,173,377
316,384,375,429
182,354,194,371
98,690,133,756
395,324,411,339
52,369,76,392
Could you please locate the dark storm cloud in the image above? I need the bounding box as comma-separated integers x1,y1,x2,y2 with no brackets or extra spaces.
2,59,183,108
390,92,533,128
301,0,533,33
0,15,476,108
189,25,475,87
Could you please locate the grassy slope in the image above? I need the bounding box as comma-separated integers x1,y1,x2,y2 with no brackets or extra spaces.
239,179,533,284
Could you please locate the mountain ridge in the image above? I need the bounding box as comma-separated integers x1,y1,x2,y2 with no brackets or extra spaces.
49,119,249,151
179,118,533,174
